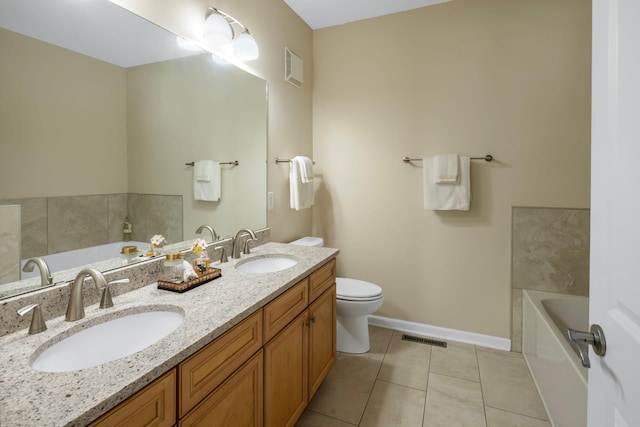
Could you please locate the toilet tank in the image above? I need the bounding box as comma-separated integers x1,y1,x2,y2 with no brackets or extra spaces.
289,237,324,247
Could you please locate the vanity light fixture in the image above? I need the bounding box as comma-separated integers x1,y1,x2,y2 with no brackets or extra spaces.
203,7,259,61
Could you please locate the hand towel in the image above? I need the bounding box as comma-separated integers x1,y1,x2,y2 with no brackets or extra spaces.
299,156,314,183
290,156,314,210
194,160,220,201
194,160,213,182
435,154,459,183
424,155,471,210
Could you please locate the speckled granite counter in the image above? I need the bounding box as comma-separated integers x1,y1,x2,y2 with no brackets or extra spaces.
0,242,339,427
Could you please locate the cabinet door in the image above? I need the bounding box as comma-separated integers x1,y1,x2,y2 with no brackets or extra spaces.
264,310,309,427
89,369,176,427
179,310,263,418
179,350,263,427
308,284,336,399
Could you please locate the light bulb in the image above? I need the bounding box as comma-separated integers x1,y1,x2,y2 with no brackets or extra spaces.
203,11,233,47
233,31,259,60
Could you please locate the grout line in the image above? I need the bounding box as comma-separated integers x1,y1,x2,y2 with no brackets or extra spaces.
422,342,433,427
305,409,359,426
476,345,489,427
484,405,551,423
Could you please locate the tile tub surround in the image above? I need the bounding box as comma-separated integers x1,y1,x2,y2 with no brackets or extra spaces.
0,242,339,427
0,193,183,261
511,207,590,351
0,205,21,284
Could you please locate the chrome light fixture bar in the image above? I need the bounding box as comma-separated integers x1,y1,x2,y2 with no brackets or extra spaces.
203,7,259,61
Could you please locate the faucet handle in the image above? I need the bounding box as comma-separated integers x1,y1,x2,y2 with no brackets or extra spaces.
214,246,228,263
98,278,129,309
243,239,257,255
17,304,47,335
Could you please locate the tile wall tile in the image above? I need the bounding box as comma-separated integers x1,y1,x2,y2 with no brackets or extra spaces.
47,195,109,254
108,194,128,243
0,205,21,285
127,194,147,243
144,194,183,244
512,207,589,296
0,198,47,258
511,289,523,352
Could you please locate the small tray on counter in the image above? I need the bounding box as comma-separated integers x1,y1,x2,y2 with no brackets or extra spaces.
157,268,222,293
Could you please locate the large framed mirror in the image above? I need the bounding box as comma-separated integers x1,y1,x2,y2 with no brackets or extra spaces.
0,0,268,298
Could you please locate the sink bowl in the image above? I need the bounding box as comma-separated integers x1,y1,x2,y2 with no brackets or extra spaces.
235,255,298,274
31,308,184,372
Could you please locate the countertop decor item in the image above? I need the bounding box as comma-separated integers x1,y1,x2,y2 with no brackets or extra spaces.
157,268,222,293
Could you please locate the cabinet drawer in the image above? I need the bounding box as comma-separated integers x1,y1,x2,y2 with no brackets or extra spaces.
90,369,176,427
263,278,309,343
179,310,263,418
179,350,263,427
309,259,336,302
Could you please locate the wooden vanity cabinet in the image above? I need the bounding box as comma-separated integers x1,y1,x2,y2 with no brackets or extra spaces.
88,258,336,427
264,259,337,427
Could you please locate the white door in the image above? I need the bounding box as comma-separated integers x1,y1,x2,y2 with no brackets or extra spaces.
589,0,640,425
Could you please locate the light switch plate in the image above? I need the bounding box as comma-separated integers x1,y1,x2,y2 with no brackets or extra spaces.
267,192,274,210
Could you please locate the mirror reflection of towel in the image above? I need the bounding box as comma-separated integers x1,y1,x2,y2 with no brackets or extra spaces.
423,155,470,210
194,160,220,201
290,156,314,210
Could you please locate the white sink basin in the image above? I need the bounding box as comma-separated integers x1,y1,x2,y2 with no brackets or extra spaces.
31,309,184,372
235,255,298,273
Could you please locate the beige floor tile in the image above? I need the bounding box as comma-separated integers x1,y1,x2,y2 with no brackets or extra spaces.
476,346,523,359
359,380,426,427
378,334,431,390
430,345,480,382
477,352,548,420
350,326,393,361
307,354,381,425
485,407,551,427
423,373,486,427
295,410,357,427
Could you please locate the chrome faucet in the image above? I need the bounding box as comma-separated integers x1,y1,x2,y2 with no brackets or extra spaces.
65,268,107,322
195,224,219,242
22,258,53,286
231,228,257,259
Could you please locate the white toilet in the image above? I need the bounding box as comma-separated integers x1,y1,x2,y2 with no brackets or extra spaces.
289,237,384,354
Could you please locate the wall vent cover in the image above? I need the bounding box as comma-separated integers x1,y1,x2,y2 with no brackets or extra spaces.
401,334,447,348
285,47,303,88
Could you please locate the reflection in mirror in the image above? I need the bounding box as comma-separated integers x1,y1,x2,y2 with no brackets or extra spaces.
0,0,267,299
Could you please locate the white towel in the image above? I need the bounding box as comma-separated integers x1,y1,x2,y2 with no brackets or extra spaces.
290,156,314,210
299,156,314,183
435,154,459,183
423,155,471,210
194,160,220,201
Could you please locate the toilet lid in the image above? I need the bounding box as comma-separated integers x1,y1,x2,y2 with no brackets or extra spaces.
336,278,383,301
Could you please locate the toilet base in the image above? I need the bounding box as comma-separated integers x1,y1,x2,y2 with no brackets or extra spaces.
337,314,370,354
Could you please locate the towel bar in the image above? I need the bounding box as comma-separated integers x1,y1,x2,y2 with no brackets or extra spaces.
275,157,316,164
186,161,239,166
402,155,493,163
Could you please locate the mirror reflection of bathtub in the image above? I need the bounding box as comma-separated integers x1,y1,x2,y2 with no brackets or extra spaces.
522,289,588,427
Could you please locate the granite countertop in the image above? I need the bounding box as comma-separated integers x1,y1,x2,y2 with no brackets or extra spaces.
0,242,339,427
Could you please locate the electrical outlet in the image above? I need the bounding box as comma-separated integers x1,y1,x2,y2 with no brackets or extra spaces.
267,192,274,210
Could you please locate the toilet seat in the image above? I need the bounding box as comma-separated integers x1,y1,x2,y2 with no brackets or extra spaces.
336,278,383,302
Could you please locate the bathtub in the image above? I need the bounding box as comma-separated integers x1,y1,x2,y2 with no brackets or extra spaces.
522,289,588,427
20,241,149,280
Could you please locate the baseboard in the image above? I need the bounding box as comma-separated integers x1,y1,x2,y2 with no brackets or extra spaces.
368,315,511,351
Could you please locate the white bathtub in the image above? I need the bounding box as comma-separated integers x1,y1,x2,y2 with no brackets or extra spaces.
522,289,588,427
20,241,149,280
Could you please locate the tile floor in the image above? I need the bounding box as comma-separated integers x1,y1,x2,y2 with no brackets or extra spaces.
296,327,550,427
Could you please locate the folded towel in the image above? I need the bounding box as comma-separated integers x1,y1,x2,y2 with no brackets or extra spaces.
194,160,220,201
299,156,314,183
290,156,314,210
424,155,471,210
435,154,459,184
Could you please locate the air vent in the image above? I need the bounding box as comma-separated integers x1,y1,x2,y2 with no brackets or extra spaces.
401,334,447,348
285,47,303,88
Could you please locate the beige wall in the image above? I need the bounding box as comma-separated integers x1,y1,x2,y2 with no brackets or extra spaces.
0,28,128,199
110,0,314,242
312,0,591,338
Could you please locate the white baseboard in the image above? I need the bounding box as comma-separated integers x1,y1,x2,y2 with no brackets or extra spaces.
368,315,511,351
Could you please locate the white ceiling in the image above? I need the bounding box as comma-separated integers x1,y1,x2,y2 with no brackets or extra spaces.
283,0,452,30
0,0,198,68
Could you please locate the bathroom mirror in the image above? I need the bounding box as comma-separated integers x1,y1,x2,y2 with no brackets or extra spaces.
0,0,267,298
